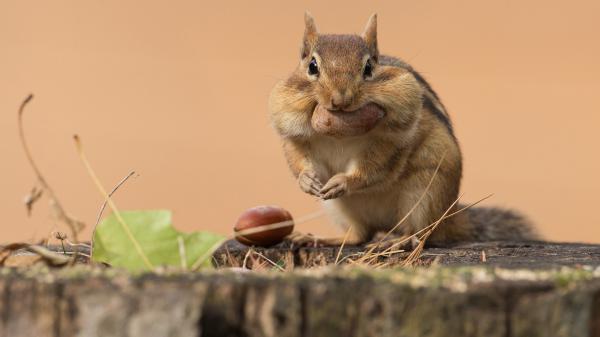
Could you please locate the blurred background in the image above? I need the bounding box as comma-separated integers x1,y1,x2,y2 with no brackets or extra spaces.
1,0,599,243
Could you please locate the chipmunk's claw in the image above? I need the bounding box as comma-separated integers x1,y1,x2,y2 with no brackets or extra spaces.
320,174,348,200
299,170,323,197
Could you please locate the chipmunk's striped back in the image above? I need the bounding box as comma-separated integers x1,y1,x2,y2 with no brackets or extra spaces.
379,55,455,137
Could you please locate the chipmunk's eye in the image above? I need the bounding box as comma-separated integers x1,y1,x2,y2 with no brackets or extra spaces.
363,59,373,78
308,57,319,76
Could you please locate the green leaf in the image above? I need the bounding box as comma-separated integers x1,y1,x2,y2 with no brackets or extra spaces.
92,210,225,272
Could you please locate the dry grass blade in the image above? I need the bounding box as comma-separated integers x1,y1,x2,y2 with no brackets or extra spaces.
334,252,363,265
339,247,407,266
362,249,406,260
366,261,388,268
361,193,494,265
360,228,436,266
234,220,294,237
224,246,240,267
442,193,493,219
358,193,493,268
94,170,136,228
91,170,136,259
401,194,463,267
248,254,269,271
74,135,154,270
335,226,353,265
233,210,324,238
18,94,84,244
190,238,227,271
252,251,285,271
242,247,253,269
359,152,447,261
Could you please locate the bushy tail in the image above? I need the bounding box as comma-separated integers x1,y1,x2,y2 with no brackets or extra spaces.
464,206,540,241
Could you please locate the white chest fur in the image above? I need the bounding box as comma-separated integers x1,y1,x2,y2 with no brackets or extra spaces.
307,135,402,234
309,135,367,179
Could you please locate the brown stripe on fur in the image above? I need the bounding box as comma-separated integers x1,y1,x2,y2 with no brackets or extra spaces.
377,54,454,137
422,97,454,136
384,147,405,172
385,111,418,132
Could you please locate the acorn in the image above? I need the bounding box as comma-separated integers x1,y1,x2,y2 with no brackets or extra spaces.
234,206,294,247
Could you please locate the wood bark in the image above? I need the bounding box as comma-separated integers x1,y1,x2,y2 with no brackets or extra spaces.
2,241,600,336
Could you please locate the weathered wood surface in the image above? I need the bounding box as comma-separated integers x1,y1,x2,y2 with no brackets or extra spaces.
10,240,600,269
3,241,600,336
214,240,600,269
1,266,600,337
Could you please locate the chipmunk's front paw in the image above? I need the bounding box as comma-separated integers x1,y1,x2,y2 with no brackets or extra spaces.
298,170,323,197
320,174,348,200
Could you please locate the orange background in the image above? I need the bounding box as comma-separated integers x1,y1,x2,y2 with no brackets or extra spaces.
1,1,599,243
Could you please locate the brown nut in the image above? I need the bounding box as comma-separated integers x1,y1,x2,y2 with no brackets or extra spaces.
311,103,385,137
234,206,294,247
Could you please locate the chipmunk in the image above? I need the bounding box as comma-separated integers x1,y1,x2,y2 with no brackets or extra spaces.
268,13,538,246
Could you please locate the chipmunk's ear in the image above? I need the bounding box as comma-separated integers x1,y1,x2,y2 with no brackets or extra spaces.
301,11,318,59
361,13,378,59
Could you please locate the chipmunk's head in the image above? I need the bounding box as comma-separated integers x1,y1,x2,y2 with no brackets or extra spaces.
301,12,379,112
269,13,423,139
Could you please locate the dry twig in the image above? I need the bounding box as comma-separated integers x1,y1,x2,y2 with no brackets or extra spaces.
23,186,43,216
94,171,136,228
90,170,136,259
18,94,85,243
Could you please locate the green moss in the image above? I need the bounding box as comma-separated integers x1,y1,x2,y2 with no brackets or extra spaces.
1,265,600,290
551,267,595,288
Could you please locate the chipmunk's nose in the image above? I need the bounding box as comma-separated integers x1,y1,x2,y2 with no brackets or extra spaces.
329,89,353,111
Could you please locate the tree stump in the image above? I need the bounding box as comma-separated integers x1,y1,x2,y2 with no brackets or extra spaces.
2,240,600,337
